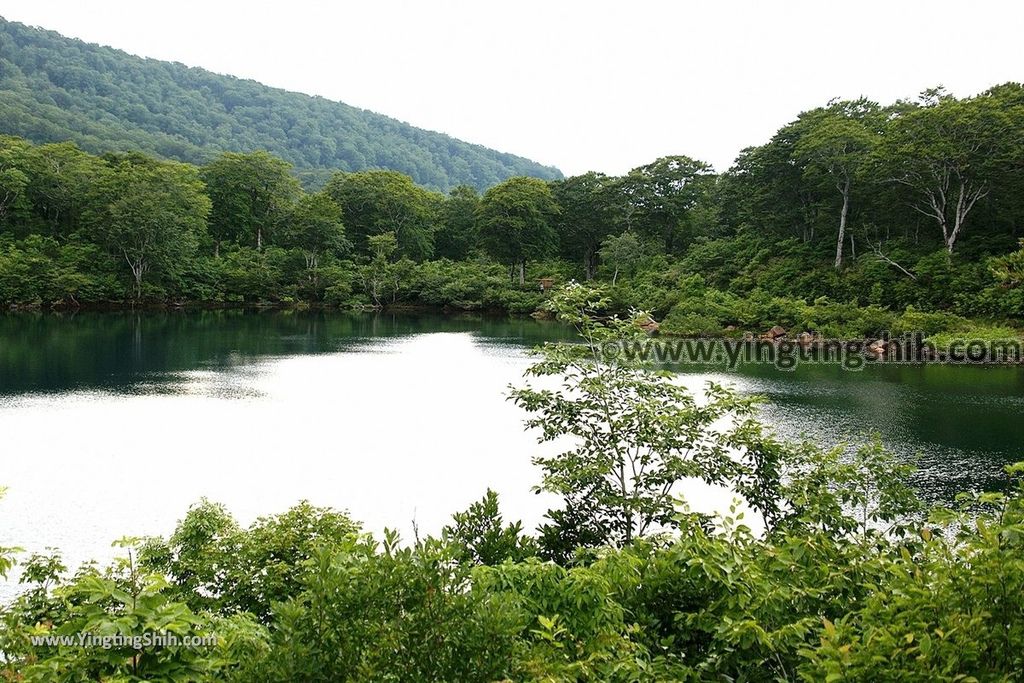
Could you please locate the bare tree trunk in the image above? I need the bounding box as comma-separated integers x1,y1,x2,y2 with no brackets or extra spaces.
518,261,526,287
256,227,263,251
835,177,850,269
871,242,917,280
946,181,988,253
369,277,382,308
612,266,619,286
125,252,145,301
904,170,987,255
584,251,596,281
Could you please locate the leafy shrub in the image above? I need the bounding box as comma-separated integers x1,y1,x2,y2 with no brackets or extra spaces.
891,306,970,336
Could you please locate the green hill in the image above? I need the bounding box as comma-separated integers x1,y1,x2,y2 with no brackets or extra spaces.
0,17,562,191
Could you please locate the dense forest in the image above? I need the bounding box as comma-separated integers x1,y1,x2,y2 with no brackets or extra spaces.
2,81,1023,347
1,289,1022,680
0,17,562,191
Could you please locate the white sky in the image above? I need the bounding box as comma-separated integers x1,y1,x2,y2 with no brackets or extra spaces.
1,0,1021,176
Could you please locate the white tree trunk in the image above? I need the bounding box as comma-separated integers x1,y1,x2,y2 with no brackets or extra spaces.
835,177,850,269
946,181,988,254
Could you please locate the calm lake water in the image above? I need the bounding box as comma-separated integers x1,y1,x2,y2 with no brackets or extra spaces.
1,310,1023,594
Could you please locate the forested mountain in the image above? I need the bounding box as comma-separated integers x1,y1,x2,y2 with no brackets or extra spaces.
0,17,562,191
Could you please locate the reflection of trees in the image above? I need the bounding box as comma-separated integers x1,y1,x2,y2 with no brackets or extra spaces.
0,311,573,395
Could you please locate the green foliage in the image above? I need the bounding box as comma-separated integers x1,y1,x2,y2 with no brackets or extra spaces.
0,235,120,305
434,185,480,260
324,170,438,260
3,21,1024,682
0,486,18,580
202,151,301,251
139,499,360,620
891,305,970,336
7,453,1020,681
1,80,1023,338
990,239,1024,287
283,192,346,297
513,284,789,550
599,231,647,285
876,88,1019,254
981,240,1024,318
443,489,537,566
405,258,505,309
927,324,1021,354
85,156,210,299
232,536,524,682
659,277,901,339
479,176,559,283
0,18,562,192
617,155,714,253
2,544,237,682
800,464,1024,681
552,171,619,279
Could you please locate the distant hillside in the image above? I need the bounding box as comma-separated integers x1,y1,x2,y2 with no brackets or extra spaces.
0,17,562,191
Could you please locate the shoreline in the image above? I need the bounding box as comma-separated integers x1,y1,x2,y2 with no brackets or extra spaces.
4,301,1023,365
2,300,518,316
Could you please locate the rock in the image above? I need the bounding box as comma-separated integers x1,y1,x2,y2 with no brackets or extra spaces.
796,331,815,346
530,309,555,320
724,325,737,332
762,325,787,340
867,339,888,357
636,315,660,335
742,331,755,341
634,315,659,335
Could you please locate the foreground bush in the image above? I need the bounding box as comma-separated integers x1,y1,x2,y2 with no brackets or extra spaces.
3,459,1022,681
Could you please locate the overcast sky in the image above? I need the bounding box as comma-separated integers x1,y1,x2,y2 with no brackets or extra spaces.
2,1,1021,176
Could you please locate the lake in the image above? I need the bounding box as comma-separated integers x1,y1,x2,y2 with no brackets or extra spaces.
2,310,1023,595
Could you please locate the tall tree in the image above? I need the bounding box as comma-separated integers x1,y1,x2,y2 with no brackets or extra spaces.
435,185,480,260
201,151,300,253
795,99,881,268
720,137,820,243
363,231,400,307
552,172,618,280
284,192,346,287
599,231,646,285
88,158,210,299
0,136,30,228
324,170,437,260
878,90,1012,254
616,156,714,253
23,142,106,239
478,176,559,285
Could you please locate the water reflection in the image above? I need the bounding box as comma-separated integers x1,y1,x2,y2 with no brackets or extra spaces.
0,309,574,396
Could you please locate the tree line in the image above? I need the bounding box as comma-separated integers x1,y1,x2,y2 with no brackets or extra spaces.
2,83,1023,340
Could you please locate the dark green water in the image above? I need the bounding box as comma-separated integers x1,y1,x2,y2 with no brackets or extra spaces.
0,310,1022,587
0,309,577,396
